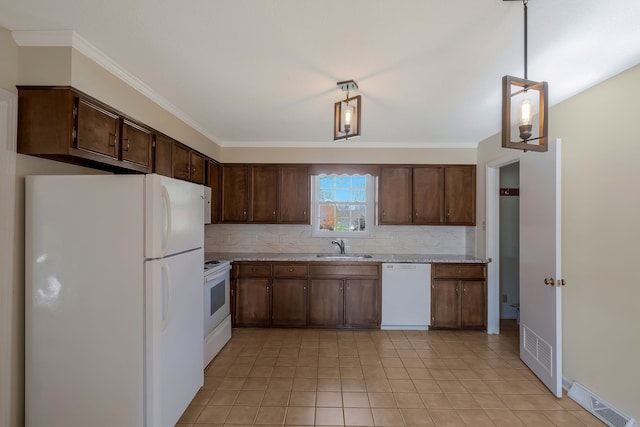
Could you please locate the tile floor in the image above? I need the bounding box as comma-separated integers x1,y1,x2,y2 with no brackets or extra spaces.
177,321,604,426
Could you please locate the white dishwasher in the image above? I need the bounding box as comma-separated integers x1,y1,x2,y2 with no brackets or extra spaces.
381,263,431,330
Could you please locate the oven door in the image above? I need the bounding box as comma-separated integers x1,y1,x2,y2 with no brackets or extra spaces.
204,266,231,336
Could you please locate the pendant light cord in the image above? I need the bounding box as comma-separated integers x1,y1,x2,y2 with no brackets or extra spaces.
523,0,528,79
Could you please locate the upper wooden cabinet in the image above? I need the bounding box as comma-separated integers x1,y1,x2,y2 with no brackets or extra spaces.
222,165,251,222
278,165,310,223
154,133,174,177
379,167,412,224
208,160,222,224
444,166,476,225
251,165,278,222
378,165,476,226
17,86,153,173
121,119,153,169
222,164,310,224
172,143,205,184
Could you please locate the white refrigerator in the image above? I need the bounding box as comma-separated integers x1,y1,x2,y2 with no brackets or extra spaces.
25,174,205,427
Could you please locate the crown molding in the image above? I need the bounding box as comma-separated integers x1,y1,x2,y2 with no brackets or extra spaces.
11,30,219,144
218,140,479,149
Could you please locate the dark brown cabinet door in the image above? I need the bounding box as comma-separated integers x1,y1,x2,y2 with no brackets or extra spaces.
251,165,278,222
379,167,412,224
121,119,152,168
172,144,191,181
431,279,459,329
190,151,206,184
154,134,173,177
460,280,486,328
308,279,343,326
222,165,250,222
76,98,119,160
344,279,379,328
279,165,310,223
413,167,444,224
271,279,307,327
208,161,221,223
444,166,476,225
235,278,271,327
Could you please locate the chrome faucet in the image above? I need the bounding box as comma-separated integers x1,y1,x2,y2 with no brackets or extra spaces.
331,239,345,254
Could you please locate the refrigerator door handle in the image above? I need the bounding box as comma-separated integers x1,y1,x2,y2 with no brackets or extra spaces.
161,185,173,256
161,261,170,331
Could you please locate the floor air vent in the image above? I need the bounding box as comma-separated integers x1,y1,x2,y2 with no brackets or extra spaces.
567,382,636,427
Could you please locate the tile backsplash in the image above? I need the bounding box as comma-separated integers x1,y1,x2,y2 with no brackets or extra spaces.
205,224,476,255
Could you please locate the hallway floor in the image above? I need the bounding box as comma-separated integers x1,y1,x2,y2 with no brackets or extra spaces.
177,321,603,426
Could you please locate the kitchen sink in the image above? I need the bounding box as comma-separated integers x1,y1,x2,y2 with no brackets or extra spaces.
316,254,373,259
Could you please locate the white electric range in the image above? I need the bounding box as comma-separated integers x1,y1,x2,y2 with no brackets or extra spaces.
203,260,232,368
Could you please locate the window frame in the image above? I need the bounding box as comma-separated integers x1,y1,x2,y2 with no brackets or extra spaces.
311,174,375,238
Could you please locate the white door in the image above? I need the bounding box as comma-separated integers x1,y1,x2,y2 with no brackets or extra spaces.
145,248,204,427
519,139,562,397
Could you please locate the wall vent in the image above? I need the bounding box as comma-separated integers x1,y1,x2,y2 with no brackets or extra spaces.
522,324,552,375
567,382,636,427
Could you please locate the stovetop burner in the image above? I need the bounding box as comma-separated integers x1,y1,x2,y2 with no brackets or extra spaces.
204,259,231,276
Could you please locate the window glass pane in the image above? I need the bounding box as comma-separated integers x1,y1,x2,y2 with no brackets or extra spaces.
319,204,336,230
313,174,372,237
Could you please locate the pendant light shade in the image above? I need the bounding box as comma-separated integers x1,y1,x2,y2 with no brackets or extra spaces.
502,75,548,151
502,0,549,152
334,80,361,141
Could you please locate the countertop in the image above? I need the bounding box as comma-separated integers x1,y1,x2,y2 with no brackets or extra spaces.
204,252,487,264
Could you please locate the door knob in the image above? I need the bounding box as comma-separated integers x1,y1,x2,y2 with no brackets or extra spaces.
544,278,554,286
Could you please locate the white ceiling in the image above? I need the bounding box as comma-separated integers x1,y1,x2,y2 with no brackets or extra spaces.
2,0,640,148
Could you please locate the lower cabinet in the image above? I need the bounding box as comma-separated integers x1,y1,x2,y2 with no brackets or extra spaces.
233,262,272,327
308,263,381,329
232,261,381,329
430,263,487,330
308,279,343,327
271,263,309,327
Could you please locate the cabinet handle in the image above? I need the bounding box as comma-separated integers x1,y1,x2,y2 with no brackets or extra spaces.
382,210,385,217
108,133,117,147
266,286,270,293
186,166,190,173
273,210,276,216
123,138,130,151
463,287,467,293
288,268,294,272
415,211,418,217
192,167,196,173
303,210,307,216
339,284,343,292
231,289,234,297
455,286,459,294
243,209,248,217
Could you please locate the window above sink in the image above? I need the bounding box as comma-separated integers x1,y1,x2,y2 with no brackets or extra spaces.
311,174,374,238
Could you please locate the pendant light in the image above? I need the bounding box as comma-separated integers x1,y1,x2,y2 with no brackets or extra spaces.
334,80,361,141
502,0,548,152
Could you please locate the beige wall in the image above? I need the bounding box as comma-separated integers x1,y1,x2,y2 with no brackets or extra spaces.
15,46,222,160
477,64,640,420
220,146,476,164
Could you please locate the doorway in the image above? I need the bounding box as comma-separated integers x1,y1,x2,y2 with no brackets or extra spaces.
499,162,520,322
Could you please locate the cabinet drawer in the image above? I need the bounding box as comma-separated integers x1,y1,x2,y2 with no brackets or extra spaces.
273,263,309,277
432,263,485,279
237,262,272,277
310,263,379,277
